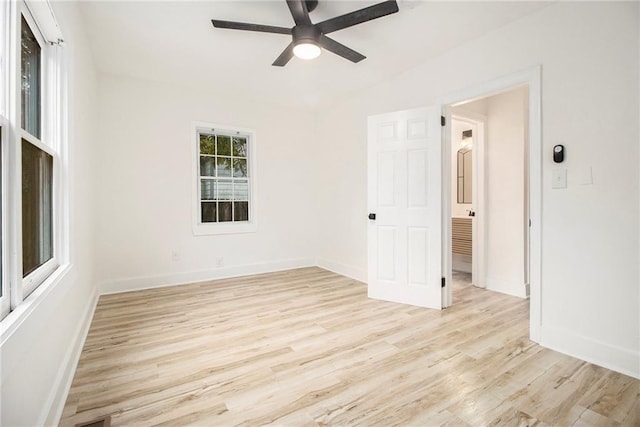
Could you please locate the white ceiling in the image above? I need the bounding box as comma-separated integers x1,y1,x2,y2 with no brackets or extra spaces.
79,1,552,110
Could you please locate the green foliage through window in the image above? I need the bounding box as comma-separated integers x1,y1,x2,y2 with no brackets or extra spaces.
198,131,250,224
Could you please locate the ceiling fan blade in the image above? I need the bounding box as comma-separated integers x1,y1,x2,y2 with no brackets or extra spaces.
318,35,366,63
286,0,312,26
272,42,295,66
317,0,399,34
212,20,291,35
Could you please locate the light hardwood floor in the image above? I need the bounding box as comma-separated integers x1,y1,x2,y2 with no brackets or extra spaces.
60,267,639,426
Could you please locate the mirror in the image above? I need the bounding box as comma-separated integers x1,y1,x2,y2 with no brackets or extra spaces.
457,147,472,204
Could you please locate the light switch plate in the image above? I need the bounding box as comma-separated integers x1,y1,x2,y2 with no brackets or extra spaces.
552,169,567,189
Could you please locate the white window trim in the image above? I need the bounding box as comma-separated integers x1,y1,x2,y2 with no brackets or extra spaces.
0,1,7,318
15,4,60,301
191,121,258,236
0,116,9,319
0,0,68,322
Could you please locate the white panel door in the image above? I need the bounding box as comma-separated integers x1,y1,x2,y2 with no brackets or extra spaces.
367,107,442,309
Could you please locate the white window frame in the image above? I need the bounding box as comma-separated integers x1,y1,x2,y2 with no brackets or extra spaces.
0,1,10,319
0,0,66,322
191,122,258,235
0,117,9,319
17,4,59,300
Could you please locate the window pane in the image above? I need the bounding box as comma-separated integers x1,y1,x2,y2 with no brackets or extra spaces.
201,202,216,223
234,202,248,222
200,157,215,177
217,135,231,156
233,158,247,177
232,137,247,157
217,157,231,177
217,179,232,200
233,181,248,201
201,179,216,200
218,202,232,222
21,17,41,138
22,139,53,277
199,135,215,155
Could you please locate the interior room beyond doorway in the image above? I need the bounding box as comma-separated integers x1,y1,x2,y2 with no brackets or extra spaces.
450,85,530,301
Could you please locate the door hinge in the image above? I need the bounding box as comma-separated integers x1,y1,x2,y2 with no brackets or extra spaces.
441,116,446,126
441,277,446,288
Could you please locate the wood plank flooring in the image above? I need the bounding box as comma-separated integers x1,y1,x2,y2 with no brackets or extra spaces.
60,267,640,426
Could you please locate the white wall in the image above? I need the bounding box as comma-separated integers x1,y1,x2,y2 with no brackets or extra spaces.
485,88,527,297
94,75,320,293
0,2,99,425
316,2,639,377
1,3,637,425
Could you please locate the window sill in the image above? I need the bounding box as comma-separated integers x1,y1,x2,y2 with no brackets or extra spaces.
0,263,72,345
193,222,258,236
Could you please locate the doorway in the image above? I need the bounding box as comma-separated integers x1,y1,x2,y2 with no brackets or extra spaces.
449,86,529,300
440,67,542,342
366,67,541,339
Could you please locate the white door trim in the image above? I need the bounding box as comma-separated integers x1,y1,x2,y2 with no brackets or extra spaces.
439,65,542,343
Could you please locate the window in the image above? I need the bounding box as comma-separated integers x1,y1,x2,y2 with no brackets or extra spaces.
21,15,41,138
19,7,59,299
1,1,65,321
193,123,256,235
21,139,53,277
0,1,8,319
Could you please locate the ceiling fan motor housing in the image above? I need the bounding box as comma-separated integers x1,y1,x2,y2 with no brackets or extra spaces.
304,0,318,13
292,25,321,45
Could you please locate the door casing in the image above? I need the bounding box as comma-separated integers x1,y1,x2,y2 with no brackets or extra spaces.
439,66,542,343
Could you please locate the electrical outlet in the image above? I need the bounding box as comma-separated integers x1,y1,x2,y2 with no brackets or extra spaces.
171,250,180,262
216,256,224,267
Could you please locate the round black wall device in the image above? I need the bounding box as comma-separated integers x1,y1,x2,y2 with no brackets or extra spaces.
553,145,565,163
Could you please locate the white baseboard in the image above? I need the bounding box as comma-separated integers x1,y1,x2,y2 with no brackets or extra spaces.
42,285,99,426
100,258,316,295
485,277,528,298
540,326,640,380
48,259,639,427
316,259,367,283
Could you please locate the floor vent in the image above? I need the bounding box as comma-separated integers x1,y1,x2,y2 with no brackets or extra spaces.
75,415,111,427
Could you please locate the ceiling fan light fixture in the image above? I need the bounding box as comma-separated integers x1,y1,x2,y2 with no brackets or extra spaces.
211,0,400,66
293,41,321,60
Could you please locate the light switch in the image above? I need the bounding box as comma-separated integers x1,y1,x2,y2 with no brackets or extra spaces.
552,169,567,189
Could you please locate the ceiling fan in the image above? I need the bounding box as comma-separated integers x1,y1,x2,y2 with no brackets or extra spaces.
211,0,399,66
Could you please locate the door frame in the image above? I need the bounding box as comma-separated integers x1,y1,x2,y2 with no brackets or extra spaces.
439,66,542,343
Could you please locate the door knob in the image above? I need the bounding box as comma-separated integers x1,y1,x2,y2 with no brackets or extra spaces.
467,210,475,217
368,213,376,220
